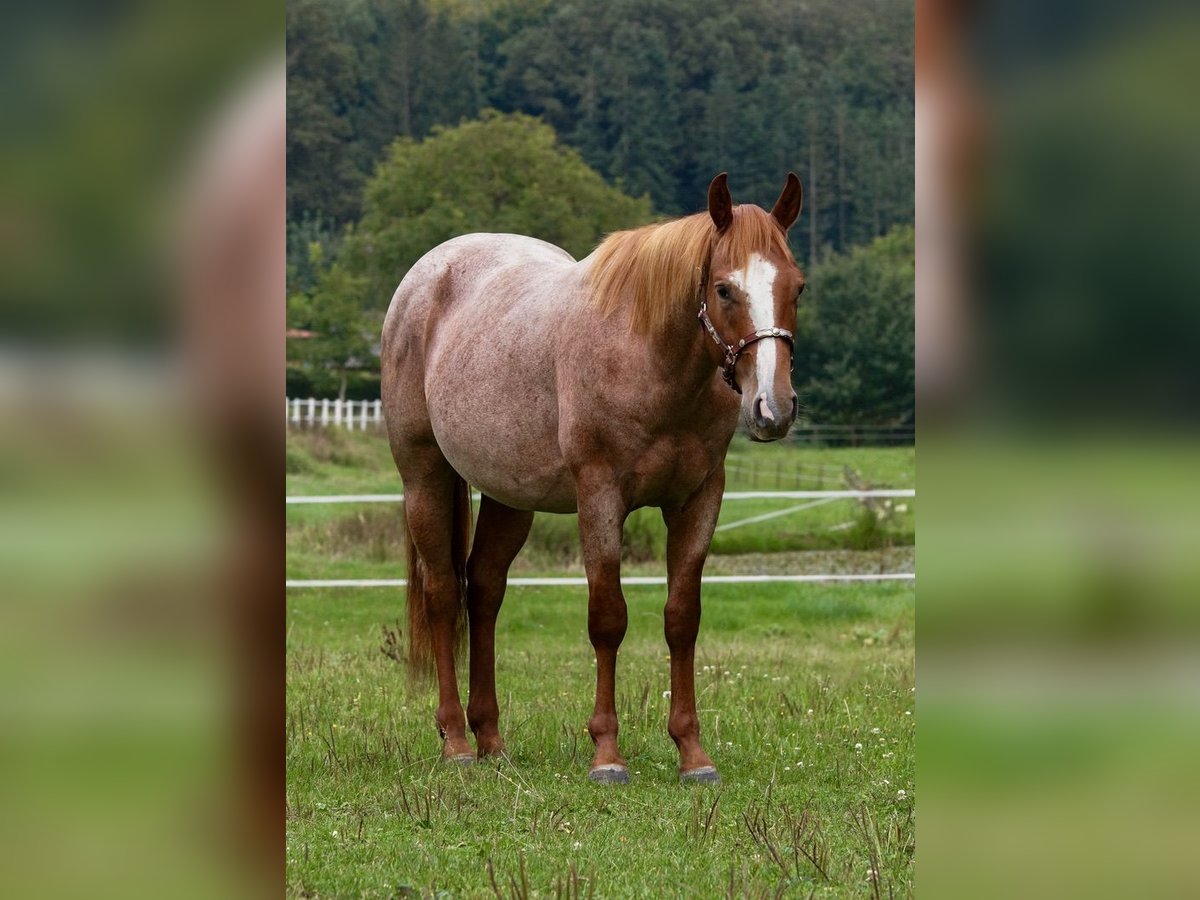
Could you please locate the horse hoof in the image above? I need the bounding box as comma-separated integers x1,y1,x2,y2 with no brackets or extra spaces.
446,753,476,767
680,766,720,784
587,764,630,785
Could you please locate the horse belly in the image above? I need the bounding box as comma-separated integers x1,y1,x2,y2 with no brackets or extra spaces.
425,356,577,514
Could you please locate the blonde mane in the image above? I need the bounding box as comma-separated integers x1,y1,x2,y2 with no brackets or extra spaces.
586,205,793,334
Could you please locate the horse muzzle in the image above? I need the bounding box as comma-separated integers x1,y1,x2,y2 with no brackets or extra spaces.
746,390,798,441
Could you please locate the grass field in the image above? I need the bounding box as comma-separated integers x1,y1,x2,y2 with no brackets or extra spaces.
286,428,915,897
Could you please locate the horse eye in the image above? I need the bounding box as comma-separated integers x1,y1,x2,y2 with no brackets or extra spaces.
716,285,731,301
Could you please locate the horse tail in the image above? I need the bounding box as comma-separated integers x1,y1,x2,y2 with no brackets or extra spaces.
404,473,473,678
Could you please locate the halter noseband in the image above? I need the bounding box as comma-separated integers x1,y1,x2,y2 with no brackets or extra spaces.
697,294,795,395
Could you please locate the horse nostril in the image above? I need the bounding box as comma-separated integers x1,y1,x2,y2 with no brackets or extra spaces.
790,393,799,422
756,393,775,424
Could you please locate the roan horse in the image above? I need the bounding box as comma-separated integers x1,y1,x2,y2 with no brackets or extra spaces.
382,173,804,783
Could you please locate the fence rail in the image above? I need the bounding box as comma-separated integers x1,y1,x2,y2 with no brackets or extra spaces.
284,397,913,445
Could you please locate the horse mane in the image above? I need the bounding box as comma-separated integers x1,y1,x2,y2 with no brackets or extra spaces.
586,205,792,334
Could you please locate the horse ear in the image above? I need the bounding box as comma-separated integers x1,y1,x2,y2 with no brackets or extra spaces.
708,172,733,232
770,172,803,231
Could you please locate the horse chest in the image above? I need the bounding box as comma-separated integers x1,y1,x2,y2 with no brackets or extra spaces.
621,432,726,509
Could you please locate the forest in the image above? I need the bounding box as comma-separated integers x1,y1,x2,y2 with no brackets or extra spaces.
286,0,914,426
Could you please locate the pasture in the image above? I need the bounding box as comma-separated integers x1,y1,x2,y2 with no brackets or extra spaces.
286,429,915,897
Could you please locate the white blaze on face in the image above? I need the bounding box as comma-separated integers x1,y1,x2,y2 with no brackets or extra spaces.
727,253,779,396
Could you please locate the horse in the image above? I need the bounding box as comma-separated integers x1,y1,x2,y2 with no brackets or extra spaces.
381,172,805,783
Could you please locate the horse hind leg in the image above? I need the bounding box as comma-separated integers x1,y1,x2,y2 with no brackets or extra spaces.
402,459,474,763
465,496,534,758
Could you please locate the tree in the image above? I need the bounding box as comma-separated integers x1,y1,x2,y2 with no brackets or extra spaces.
287,244,378,400
286,0,367,224
792,225,914,425
342,110,653,306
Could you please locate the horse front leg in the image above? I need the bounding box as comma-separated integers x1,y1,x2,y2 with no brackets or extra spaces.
661,467,725,783
575,477,631,784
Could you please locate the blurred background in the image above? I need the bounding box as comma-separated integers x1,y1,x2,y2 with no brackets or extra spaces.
3,0,1198,895
918,0,1200,896
0,1,281,898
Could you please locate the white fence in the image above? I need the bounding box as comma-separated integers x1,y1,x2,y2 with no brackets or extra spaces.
287,397,383,429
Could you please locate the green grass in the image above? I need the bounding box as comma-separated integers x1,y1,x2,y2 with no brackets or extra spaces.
286,426,916,896
286,581,915,897
285,428,915,498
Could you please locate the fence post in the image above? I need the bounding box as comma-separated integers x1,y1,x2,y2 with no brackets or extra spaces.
284,398,289,426
373,399,382,427
360,399,368,430
290,398,300,425
334,398,342,426
321,398,329,426
307,397,315,428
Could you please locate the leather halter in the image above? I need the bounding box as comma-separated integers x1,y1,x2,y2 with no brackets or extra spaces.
696,272,795,394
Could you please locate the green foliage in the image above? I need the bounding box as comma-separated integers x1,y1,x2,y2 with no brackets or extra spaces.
286,0,914,259
287,254,380,399
793,226,914,425
285,0,915,404
342,110,653,305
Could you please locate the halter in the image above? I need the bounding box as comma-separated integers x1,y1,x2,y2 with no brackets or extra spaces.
695,267,794,394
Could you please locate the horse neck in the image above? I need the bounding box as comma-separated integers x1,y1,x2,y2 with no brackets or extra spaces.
640,285,725,405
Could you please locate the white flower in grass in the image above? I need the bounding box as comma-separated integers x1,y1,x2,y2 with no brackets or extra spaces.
897,789,908,800
854,742,863,752
662,690,671,699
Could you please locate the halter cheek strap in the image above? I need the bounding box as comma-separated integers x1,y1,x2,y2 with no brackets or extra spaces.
698,302,794,394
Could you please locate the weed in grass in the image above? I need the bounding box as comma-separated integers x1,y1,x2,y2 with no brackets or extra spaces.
380,620,404,665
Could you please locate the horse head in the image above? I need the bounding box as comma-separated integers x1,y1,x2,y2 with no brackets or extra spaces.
703,172,805,441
